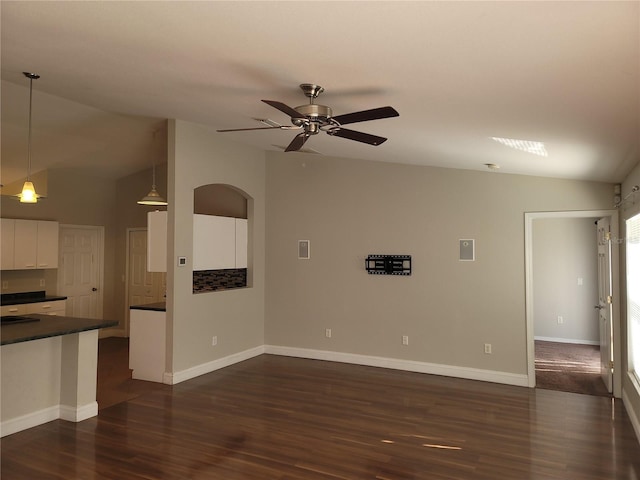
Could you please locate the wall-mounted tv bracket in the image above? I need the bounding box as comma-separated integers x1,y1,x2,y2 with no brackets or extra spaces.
365,255,411,276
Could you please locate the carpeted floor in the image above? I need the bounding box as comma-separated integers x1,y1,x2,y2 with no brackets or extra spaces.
535,340,611,397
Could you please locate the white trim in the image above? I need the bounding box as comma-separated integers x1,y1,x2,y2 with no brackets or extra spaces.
60,401,98,422
525,210,621,397
264,345,529,387
0,406,60,438
622,377,640,446
164,345,265,385
534,336,600,346
1,400,100,438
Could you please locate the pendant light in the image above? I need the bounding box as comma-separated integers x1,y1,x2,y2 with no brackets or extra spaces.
137,130,168,206
18,72,41,203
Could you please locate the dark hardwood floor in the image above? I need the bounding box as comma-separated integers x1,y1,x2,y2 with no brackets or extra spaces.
2,353,640,479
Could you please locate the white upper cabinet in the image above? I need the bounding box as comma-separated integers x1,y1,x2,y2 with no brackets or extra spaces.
235,218,248,269
1,218,15,270
147,211,167,272
36,220,59,268
3,219,59,270
193,214,236,271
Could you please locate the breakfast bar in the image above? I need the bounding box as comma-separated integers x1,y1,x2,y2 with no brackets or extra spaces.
1,314,117,437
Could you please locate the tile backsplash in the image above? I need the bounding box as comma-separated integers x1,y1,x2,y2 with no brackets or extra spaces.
193,268,247,293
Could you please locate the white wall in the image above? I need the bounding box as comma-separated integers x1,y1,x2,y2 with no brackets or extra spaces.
167,120,266,377
265,152,614,380
533,217,599,344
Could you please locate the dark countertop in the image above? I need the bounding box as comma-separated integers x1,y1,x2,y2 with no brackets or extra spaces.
1,315,118,346
130,302,166,312
1,291,67,306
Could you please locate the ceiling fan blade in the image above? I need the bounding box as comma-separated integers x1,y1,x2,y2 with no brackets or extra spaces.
217,125,302,133
328,128,388,146
217,126,284,133
285,132,310,152
332,106,399,126
262,100,305,119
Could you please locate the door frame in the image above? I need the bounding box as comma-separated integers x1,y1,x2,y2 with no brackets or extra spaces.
524,209,621,398
57,224,105,321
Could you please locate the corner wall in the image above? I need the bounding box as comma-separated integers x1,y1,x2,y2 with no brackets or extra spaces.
167,120,266,376
265,152,614,380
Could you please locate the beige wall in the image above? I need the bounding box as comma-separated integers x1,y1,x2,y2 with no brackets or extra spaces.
167,120,266,374
265,152,614,376
620,160,640,437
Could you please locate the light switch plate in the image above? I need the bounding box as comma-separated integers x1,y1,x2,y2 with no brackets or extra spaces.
459,239,475,261
177,256,187,267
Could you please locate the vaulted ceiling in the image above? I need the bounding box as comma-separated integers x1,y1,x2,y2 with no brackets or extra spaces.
1,1,638,188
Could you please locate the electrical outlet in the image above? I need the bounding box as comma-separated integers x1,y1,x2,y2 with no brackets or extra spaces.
402,335,409,346
557,316,564,324
2,281,8,289
39,279,45,287
325,328,332,338
211,336,217,346
484,343,492,354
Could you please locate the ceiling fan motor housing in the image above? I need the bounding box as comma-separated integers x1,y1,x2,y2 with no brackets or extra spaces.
292,104,333,134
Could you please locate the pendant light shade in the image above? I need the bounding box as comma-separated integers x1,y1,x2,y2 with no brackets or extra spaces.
17,72,41,204
137,130,167,206
137,185,168,206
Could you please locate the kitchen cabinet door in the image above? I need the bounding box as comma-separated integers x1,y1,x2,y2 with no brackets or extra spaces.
1,218,15,270
36,221,59,269
193,214,236,270
235,218,248,268
13,220,38,269
147,211,167,272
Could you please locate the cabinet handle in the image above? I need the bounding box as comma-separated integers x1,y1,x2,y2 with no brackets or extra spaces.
8,308,18,313
38,264,48,267
41,305,51,309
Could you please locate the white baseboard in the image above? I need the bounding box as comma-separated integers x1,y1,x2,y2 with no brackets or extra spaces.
264,345,529,387
622,381,640,446
1,401,100,438
535,336,600,346
164,345,265,385
60,402,98,422
1,406,60,438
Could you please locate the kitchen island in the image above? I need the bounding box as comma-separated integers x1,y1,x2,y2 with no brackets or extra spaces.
1,314,117,437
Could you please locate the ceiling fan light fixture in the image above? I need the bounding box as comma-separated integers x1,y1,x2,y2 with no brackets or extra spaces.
492,137,548,157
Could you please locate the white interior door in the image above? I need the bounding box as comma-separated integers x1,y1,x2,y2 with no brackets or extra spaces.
126,229,166,334
58,225,102,319
596,217,613,393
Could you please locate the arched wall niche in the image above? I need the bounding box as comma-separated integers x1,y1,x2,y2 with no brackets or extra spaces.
194,184,248,219
192,183,252,294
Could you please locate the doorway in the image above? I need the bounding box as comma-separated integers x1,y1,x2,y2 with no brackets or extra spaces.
57,224,104,319
125,228,166,336
524,210,621,398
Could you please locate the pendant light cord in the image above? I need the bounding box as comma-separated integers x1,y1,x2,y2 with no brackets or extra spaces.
26,75,33,181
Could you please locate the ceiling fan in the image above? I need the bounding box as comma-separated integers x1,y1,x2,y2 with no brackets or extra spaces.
217,84,399,152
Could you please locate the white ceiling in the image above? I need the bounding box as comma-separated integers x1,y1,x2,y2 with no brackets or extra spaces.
1,1,639,186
